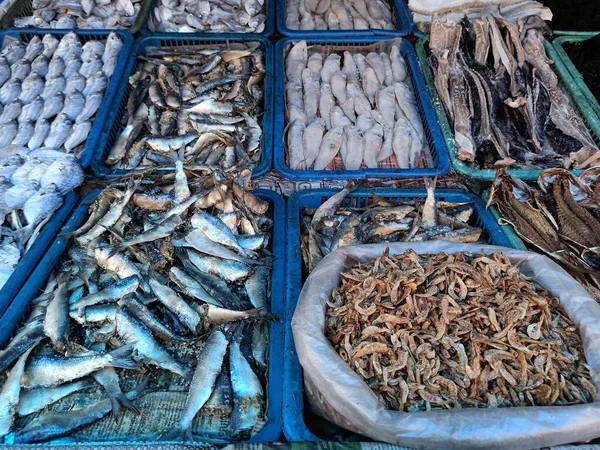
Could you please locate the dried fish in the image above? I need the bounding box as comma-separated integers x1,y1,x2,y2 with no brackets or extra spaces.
285,39,429,171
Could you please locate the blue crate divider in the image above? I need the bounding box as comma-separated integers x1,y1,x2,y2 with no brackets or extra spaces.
276,0,412,37
273,37,450,181
91,34,274,180
141,0,275,36
284,188,519,441
0,29,133,169
1,188,285,444
0,191,78,320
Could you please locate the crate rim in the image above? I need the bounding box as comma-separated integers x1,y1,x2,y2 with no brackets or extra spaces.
552,32,600,119
1,187,285,444
275,0,413,37
90,32,274,181
272,36,450,181
415,34,600,182
283,186,519,441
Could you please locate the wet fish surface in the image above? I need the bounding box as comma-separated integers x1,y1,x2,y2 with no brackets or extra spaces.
0,171,274,443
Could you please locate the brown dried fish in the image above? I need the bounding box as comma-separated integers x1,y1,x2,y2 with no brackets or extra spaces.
325,249,594,412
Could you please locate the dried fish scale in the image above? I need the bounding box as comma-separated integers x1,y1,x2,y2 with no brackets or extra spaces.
325,249,595,412
284,39,431,172
105,42,265,174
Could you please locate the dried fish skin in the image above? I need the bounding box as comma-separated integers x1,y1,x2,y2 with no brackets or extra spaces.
428,14,600,170
325,249,595,412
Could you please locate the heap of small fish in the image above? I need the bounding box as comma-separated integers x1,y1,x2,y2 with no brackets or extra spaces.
285,0,395,30
0,32,124,290
301,181,483,272
428,14,600,169
13,0,143,29
0,170,273,443
488,167,600,303
106,43,265,173
325,249,596,411
148,0,266,33
285,40,429,171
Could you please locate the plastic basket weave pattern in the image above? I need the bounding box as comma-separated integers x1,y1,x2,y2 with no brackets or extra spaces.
416,35,600,182
273,37,450,181
0,188,285,444
91,34,273,180
283,187,520,441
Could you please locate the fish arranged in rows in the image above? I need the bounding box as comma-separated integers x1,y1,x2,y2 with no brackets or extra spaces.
301,181,483,272
13,0,143,29
286,0,395,30
285,40,429,171
0,170,274,443
0,149,83,289
149,0,266,33
428,14,600,170
106,43,265,173
326,249,595,411
0,31,124,290
488,167,600,303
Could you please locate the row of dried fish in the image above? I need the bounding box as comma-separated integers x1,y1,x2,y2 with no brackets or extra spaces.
286,0,395,30
428,14,600,170
325,249,595,411
301,181,483,272
0,170,274,443
285,39,430,171
0,32,124,291
14,0,143,29
488,167,600,303
106,43,265,173
148,0,266,33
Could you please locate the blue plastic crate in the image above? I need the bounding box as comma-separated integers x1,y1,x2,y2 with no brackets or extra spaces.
91,34,274,180
0,191,78,321
276,0,412,37
0,29,133,169
273,37,450,181
1,188,285,444
141,0,275,36
283,188,519,441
